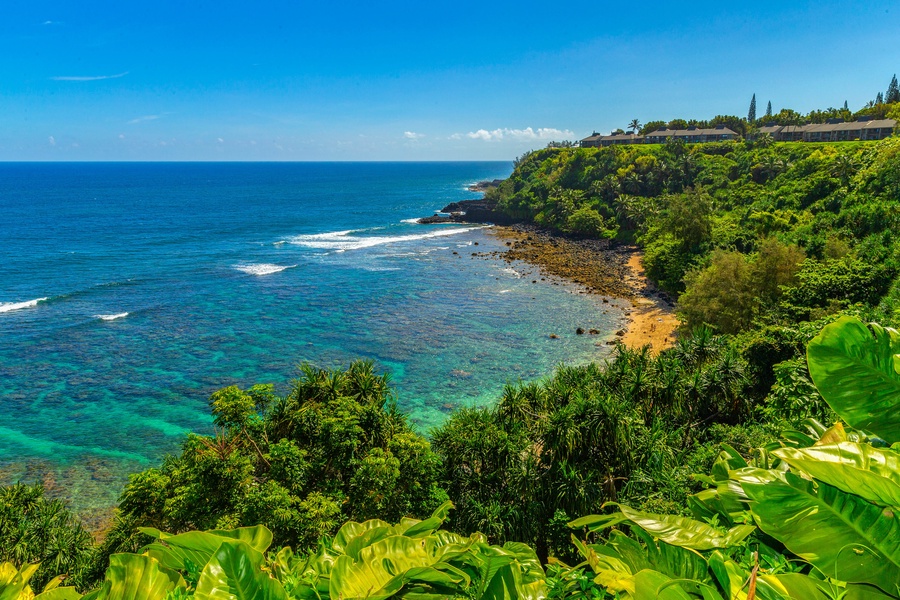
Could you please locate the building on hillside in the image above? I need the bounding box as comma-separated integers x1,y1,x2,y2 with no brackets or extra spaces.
580,132,604,148
745,124,783,141
771,124,812,142
581,118,895,148
580,131,645,147
643,125,737,144
802,117,896,142
600,132,644,146
747,117,897,143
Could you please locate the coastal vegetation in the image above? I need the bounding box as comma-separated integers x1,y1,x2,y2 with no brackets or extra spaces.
5,128,900,599
4,316,900,598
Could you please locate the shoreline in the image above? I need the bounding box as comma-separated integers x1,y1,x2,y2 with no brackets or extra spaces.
484,224,680,353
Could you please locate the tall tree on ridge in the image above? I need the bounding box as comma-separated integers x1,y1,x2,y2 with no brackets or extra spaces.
628,119,641,134
765,101,772,118
876,91,884,105
843,100,849,111
748,93,757,123
887,74,900,103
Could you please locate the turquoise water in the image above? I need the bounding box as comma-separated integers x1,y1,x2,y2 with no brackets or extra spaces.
0,162,625,508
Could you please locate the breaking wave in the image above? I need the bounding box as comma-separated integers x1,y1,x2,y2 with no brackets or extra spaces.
233,263,297,276
288,227,484,252
0,297,48,313
96,312,129,321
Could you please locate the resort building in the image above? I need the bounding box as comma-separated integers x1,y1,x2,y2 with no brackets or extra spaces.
581,132,644,147
581,125,737,147
582,117,895,147
643,125,738,144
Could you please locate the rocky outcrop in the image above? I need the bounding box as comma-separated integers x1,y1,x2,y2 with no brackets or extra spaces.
443,198,520,225
467,179,504,192
414,198,519,225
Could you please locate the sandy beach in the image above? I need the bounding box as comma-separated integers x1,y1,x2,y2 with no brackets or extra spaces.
487,225,680,353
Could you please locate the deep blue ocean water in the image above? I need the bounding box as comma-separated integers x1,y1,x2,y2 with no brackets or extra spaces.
0,162,625,509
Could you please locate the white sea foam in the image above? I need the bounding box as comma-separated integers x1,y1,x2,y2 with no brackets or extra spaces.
502,268,523,278
234,263,297,276
0,297,48,313
96,312,129,321
289,227,484,252
400,218,422,224
499,289,512,294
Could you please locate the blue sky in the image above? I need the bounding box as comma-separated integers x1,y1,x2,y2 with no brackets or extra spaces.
2,0,898,160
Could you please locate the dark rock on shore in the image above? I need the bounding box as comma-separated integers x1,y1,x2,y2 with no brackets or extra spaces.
412,198,520,225
443,198,521,225
467,179,504,192
418,214,454,224
489,224,632,298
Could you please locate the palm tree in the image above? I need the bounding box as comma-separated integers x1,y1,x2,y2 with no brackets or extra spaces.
831,154,859,189
628,119,641,134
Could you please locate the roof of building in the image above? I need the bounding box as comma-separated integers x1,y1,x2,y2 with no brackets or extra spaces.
756,125,783,134
644,127,738,137
861,119,896,129
599,132,644,141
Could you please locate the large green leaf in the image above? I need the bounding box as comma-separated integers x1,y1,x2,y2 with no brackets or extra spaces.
96,554,184,600
142,527,272,571
33,589,82,600
632,569,693,600
773,442,900,507
807,316,900,442
330,536,467,600
331,520,394,555
736,467,900,595
570,505,755,550
762,573,831,600
0,563,39,600
194,541,287,600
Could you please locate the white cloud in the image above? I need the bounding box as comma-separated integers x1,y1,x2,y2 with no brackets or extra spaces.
128,115,159,124
459,127,575,142
52,72,129,82
217,137,224,143
48,136,56,146
118,134,126,139
404,131,424,140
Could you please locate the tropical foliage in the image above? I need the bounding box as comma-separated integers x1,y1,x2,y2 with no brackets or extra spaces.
6,316,900,599
489,137,900,334
88,360,447,575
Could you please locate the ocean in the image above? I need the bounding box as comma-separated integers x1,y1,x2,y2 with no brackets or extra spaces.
0,162,625,509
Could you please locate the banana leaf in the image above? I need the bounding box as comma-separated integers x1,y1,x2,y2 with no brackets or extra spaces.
806,316,900,443
194,540,287,600
773,442,900,507
736,468,900,595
